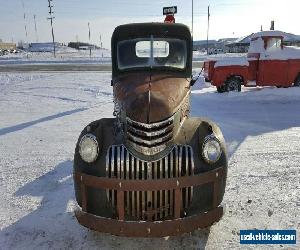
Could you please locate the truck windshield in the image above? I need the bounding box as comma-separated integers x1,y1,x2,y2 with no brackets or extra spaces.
117,38,187,70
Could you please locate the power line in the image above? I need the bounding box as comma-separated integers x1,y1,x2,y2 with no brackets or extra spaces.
47,0,56,58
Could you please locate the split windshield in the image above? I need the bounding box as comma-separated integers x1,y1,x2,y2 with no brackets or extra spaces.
117,38,187,70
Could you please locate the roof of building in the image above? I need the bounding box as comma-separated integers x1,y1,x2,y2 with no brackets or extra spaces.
226,31,300,47
193,40,217,46
217,38,237,44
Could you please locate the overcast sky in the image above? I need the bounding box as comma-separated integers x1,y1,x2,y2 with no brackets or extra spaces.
0,0,299,49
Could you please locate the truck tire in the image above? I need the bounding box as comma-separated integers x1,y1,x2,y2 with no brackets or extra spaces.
225,77,242,92
217,85,226,93
294,74,300,87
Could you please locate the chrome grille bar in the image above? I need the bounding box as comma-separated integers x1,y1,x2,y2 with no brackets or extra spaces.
126,116,174,155
127,131,173,146
127,116,173,129
106,145,194,221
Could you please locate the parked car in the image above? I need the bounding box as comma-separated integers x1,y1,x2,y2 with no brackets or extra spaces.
73,22,228,237
203,31,300,92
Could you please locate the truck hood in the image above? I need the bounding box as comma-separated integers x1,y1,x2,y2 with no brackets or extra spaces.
114,72,190,123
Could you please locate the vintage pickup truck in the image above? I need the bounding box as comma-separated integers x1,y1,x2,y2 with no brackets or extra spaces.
203,31,300,92
73,23,228,237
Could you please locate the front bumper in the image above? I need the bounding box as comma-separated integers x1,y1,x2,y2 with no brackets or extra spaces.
73,167,224,237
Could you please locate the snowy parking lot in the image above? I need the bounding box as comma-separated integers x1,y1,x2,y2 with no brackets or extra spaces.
0,72,299,249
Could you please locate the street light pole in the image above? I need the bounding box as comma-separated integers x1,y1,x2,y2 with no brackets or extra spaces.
47,0,56,58
206,5,210,55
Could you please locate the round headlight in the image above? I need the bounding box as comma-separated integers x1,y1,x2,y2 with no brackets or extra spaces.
202,135,222,164
79,134,99,163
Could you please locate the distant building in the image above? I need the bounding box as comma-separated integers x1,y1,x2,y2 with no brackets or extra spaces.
281,33,300,47
193,31,300,54
193,38,237,53
193,40,217,51
0,42,16,50
225,34,252,53
68,42,97,50
225,31,300,53
28,42,61,52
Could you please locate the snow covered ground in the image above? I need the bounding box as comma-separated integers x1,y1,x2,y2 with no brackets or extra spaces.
0,48,111,65
0,49,244,66
0,72,299,249
192,51,246,62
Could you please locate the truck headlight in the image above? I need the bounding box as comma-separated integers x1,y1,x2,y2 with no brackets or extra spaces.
79,134,99,163
202,135,221,164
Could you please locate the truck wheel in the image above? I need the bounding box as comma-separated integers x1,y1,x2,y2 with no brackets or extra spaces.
226,77,241,92
205,77,210,82
217,85,226,93
294,74,300,87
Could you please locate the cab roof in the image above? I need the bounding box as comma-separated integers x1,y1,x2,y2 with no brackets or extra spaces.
251,30,285,39
111,22,192,42
111,23,193,78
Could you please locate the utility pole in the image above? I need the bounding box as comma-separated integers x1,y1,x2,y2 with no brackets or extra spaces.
100,34,102,49
47,0,56,58
88,22,91,58
34,14,39,43
76,34,79,50
100,34,103,57
192,0,194,38
21,1,28,42
206,5,210,55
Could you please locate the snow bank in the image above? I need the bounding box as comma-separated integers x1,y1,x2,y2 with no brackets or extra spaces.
214,57,249,68
260,46,300,60
248,37,265,54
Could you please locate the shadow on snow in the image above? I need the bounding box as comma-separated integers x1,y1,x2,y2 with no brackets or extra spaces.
0,108,87,137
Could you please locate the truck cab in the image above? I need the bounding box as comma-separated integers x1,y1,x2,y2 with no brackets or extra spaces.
204,30,300,92
73,23,228,237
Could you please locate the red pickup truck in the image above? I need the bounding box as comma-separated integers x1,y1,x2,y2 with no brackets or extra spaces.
203,31,300,92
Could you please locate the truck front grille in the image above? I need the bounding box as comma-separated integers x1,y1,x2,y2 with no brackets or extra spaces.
126,116,174,155
106,145,194,221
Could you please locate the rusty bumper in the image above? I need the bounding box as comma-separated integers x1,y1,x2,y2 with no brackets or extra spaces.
74,167,224,237
75,206,223,237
